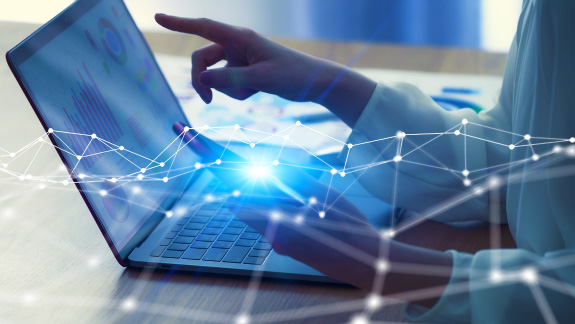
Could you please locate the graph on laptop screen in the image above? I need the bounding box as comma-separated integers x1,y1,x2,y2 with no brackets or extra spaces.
15,0,198,250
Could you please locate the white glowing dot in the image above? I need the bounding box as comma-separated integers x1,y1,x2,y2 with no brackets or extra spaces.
166,210,173,218
330,168,337,175
110,178,117,183
270,212,281,221
21,292,38,305
76,155,82,160
474,187,484,195
184,126,190,132
195,162,202,169
62,180,69,186
393,155,402,162
567,146,575,157
215,159,222,165
382,229,395,238
140,168,146,173
203,124,209,130
205,194,215,202
319,211,326,218
553,145,562,153
375,259,389,273
232,190,240,197
508,144,515,150
132,186,141,194
462,169,470,177
250,167,268,177
366,294,383,311
309,197,317,205
78,173,86,179
87,256,100,268
294,215,304,224
454,130,461,136
37,184,46,190
532,154,540,161
38,137,43,142
490,269,503,283
339,171,346,177
524,134,531,141
99,190,107,197
570,137,575,143
463,179,472,187
19,175,25,181
162,177,168,183
462,118,468,125
347,143,353,149
119,146,124,151
283,135,290,140
9,152,15,157
120,297,137,311
396,131,406,139
249,143,255,148
489,176,501,188
235,314,250,324
160,162,165,167
234,124,240,130
91,134,97,139
350,314,369,324
48,128,54,133
521,267,538,284
295,121,301,126
272,160,279,166
136,174,144,180
2,164,7,168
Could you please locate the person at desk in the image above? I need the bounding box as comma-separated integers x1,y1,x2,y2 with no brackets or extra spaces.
155,0,574,322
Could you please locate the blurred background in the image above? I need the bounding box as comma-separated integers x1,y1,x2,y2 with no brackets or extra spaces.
1,0,522,52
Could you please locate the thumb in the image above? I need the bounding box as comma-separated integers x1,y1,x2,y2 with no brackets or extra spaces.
199,66,256,89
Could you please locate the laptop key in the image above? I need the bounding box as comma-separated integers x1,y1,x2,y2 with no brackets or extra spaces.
173,236,194,244
159,238,171,246
167,243,188,251
228,221,247,228
202,227,222,235
213,241,233,249
206,221,226,228
182,248,207,260
235,239,256,247
218,234,239,242
176,219,188,225
240,233,260,240
180,229,200,237
202,248,228,262
243,227,259,233
151,246,166,257
162,250,184,258
165,232,177,239
191,241,212,249
222,227,243,235
190,216,211,223
248,249,270,258
213,214,232,221
195,209,217,216
222,246,250,263
253,242,272,250
196,234,217,242
185,223,204,230
243,256,265,265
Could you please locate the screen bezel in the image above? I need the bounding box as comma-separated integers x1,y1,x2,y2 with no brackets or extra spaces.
6,0,193,264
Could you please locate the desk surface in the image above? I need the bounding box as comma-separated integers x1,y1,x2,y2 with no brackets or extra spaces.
0,21,514,323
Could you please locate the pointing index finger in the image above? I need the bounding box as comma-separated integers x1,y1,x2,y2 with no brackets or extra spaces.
155,14,237,44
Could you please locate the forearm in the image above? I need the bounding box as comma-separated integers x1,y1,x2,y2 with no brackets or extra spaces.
309,58,377,128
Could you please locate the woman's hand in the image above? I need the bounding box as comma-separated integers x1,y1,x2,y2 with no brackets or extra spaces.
155,14,376,127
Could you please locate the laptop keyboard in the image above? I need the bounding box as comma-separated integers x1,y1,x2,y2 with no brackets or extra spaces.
149,183,273,265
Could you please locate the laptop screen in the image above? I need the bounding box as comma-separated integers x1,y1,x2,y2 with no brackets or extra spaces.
9,0,199,251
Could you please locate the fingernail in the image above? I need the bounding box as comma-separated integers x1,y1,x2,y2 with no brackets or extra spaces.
156,13,166,16
199,71,214,87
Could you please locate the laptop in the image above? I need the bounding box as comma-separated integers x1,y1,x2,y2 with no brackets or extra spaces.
6,0,335,282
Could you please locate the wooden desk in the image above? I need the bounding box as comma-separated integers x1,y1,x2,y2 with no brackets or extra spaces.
0,21,513,323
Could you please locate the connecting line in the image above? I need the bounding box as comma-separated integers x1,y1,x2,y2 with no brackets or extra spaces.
299,123,347,145
219,128,237,160
166,131,187,178
71,138,94,172
353,135,396,146
403,136,464,182
517,140,572,147
400,123,460,160
144,130,187,170
254,124,296,145
342,148,351,172
528,284,559,324
464,123,468,172
51,132,77,155
208,127,250,145
97,139,142,170
236,126,253,144
286,137,336,170
275,125,298,161
467,121,525,137
22,136,47,176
